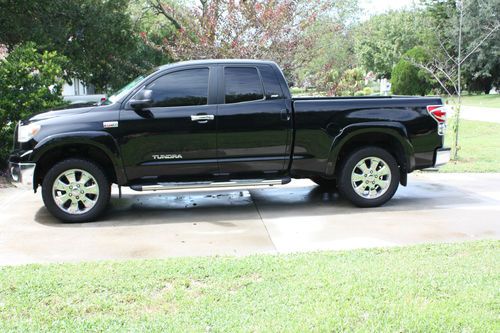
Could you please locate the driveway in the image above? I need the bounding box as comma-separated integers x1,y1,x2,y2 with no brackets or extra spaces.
1,173,499,265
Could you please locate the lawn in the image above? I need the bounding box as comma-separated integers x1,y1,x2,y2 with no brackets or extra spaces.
446,94,500,109
1,241,499,332
439,120,500,172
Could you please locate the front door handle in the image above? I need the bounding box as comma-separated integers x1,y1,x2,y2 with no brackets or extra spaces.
191,114,215,123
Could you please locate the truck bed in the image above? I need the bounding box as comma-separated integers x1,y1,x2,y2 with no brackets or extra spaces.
289,95,444,177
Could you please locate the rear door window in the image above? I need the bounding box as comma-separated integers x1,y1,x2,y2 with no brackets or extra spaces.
224,67,264,104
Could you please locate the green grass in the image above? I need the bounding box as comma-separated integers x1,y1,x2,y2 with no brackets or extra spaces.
440,120,500,172
1,241,499,332
446,94,500,108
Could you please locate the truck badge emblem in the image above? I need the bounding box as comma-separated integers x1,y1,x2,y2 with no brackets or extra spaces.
103,121,118,128
152,154,183,160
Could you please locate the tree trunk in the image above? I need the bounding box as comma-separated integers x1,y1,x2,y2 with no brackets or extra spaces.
453,1,464,161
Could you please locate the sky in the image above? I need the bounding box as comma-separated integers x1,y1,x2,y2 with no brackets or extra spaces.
360,0,416,16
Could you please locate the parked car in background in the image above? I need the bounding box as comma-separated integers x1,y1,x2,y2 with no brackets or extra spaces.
63,94,106,105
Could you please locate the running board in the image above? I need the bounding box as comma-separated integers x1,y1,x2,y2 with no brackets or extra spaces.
130,177,291,192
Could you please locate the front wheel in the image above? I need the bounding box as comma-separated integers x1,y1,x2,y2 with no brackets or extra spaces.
41,159,111,222
337,147,400,207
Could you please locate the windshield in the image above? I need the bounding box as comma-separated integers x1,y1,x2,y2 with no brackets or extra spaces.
105,75,147,104
104,67,159,105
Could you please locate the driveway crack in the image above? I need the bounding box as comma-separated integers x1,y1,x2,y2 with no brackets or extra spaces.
251,192,278,253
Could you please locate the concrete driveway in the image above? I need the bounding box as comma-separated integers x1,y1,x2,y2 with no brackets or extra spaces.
1,173,499,265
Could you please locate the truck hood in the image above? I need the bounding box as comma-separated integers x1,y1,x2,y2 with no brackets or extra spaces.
29,105,97,122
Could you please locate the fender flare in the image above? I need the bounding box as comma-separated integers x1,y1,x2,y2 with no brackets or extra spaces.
31,131,127,185
325,122,415,176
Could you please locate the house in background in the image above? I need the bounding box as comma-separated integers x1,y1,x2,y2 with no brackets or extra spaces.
62,78,95,96
62,78,105,104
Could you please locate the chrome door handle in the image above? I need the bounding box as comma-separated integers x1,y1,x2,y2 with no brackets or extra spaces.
280,109,290,121
191,114,215,122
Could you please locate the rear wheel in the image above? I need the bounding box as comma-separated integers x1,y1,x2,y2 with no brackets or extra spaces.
41,159,111,222
338,147,399,207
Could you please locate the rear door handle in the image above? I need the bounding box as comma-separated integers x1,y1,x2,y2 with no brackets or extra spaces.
280,109,291,121
191,114,215,123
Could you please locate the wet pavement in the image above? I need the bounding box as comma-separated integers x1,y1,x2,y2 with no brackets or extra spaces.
0,173,499,265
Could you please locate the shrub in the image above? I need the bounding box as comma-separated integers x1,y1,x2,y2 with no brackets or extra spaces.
0,42,67,167
363,87,374,95
391,47,433,96
336,68,365,96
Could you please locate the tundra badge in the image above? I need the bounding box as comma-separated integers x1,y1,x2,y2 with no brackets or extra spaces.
103,121,118,128
152,154,183,160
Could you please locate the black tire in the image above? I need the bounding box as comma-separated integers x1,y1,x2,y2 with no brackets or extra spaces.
311,177,337,189
41,158,111,222
337,146,400,207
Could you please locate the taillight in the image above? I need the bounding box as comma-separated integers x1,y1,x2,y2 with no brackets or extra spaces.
427,105,447,123
427,105,448,135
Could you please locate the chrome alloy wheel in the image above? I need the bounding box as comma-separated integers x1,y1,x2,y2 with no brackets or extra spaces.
51,169,100,215
350,156,392,199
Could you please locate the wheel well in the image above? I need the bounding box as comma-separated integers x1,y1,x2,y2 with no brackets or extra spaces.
335,133,407,175
34,144,117,187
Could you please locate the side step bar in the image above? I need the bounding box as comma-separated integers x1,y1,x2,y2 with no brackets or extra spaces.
130,177,291,192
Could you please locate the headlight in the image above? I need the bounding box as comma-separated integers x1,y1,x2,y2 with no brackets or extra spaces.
17,123,41,143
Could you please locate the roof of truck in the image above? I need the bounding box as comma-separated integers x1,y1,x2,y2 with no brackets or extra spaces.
158,59,278,70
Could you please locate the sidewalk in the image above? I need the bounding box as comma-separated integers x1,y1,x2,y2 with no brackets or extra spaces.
449,105,500,123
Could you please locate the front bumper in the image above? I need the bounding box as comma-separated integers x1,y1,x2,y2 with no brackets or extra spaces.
8,162,36,189
434,148,451,167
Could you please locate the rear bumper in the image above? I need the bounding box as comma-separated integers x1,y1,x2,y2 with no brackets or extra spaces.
8,162,36,189
434,148,451,167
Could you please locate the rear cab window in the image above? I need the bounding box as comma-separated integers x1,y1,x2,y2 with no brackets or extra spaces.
259,65,285,100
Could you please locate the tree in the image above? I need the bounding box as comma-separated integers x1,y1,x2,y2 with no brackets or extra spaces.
420,0,499,95
143,0,341,74
0,43,66,165
412,0,500,159
0,0,149,91
392,47,434,96
128,0,176,70
354,10,430,78
461,0,500,93
293,0,360,91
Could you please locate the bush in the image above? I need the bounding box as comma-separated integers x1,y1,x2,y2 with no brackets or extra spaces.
355,87,375,96
336,68,365,96
0,42,67,167
391,47,433,96
363,87,374,95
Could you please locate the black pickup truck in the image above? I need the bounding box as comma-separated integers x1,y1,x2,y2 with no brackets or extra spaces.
9,59,450,222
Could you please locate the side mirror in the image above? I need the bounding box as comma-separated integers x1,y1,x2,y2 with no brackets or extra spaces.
288,81,295,88
129,89,153,109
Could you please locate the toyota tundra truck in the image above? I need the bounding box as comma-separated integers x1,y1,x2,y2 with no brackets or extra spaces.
8,59,450,222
